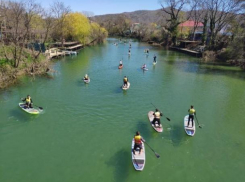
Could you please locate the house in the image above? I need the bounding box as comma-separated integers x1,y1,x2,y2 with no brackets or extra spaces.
178,20,203,40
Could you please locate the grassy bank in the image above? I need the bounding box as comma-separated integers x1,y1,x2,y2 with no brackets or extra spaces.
0,47,50,89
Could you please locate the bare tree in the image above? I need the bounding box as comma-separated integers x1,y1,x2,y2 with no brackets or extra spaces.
0,0,42,67
206,0,242,49
50,1,71,47
160,0,190,45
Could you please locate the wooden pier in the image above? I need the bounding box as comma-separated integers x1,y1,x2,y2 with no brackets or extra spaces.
170,47,202,57
170,40,203,57
54,42,83,51
45,48,65,59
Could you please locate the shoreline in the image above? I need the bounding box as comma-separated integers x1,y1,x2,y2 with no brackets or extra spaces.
0,58,51,90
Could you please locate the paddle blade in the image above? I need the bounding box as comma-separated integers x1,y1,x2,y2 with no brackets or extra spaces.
166,117,171,121
155,153,160,158
38,107,43,110
199,125,202,128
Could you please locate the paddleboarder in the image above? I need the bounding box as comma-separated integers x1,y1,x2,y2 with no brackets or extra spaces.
133,131,145,155
119,60,123,66
187,105,196,127
153,55,157,63
22,95,33,108
142,64,146,69
152,109,163,127
84,74,89,81
123,76,128,87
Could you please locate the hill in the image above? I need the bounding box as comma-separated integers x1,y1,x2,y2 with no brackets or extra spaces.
92,9,166,24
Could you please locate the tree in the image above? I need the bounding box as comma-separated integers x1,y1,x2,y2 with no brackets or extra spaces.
64,12,91,44
50,1,71,46
0,0,43,68
206,0,242,49
160,0,189,46
90,22,108,44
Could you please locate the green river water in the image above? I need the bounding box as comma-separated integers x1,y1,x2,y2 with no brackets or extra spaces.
0,38,245,182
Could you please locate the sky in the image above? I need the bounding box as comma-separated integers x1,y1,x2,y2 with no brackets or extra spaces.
39,0,161,15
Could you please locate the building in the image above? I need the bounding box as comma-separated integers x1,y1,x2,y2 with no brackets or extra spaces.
178,20,203,40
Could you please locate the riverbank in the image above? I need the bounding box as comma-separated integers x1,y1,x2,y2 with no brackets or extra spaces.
0,40,107,89
118,35,245,69
0,54,51,89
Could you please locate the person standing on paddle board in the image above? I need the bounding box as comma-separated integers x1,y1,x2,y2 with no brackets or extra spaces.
128,49,131,54
84,74,89,80
153,55,157,63
142,64,146,69
152,109,163,127
187,105,196,127
119,60,123,66
22,95,33,108
123,76,128,87
133,131,145,155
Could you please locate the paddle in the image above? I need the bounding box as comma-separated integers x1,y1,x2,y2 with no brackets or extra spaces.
195,114,202,128
34,105,43,110
143,140,160,158
151,103,171,121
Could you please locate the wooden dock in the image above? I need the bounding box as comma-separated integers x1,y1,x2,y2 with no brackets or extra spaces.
45,48,65,59
54,42,83,51
170,47,202,57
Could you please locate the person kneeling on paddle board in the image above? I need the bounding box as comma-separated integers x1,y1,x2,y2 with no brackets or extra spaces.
133,131,145,155
187,105,196,127
152,109,163,127
119,60,123,66
84,74,89,80
22,95,33,108
123,76,128,87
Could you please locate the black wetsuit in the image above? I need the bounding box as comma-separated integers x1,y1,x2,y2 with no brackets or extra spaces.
152,112,163,126
22,98,33,108
153,56,157,62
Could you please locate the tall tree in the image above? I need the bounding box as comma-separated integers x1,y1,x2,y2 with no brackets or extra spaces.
51,1,71,47
206,0,242,49
1,0,42,67
64,12,91,44
160,0,189,46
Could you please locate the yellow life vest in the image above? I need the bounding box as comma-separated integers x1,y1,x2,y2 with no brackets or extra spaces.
189,108,195,115
26,97,31,103
155,111,161,118
134,135,142,144
124,78,128,82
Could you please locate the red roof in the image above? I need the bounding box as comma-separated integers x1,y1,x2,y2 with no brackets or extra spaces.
179,21,203,27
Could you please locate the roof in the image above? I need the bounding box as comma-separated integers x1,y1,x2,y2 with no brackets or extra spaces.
179,21,203,27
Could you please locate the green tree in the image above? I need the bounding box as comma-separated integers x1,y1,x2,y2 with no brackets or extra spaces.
64,12,91,44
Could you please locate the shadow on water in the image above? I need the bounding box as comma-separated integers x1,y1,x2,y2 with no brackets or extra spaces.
9,108,39,123
76,80,83,87
168,124,186,146
114,86,123,94
106,149,131,182
133,120,152,141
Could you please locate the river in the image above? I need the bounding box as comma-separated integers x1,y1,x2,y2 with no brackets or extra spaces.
0,38,245,182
